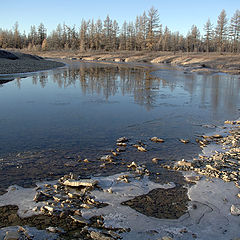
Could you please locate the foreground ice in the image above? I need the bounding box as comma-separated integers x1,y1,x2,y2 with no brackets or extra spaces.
0,172,239,239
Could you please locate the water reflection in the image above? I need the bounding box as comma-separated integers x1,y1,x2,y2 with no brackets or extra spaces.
14,63,240,114
0,62,239,158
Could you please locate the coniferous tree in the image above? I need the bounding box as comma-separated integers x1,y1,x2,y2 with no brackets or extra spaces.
119,21,127,50
229,10,240,52
0,7,239,53
95,19,103,50
13,22,21,48
204,18,213,52
146,6,160,50
37,23,47,46
79,20,88,51
215,9,228,52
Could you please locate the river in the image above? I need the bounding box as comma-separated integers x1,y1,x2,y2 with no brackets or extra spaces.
0,61,239,190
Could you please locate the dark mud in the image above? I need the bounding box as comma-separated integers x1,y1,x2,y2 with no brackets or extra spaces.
0,205,102,239
122,186,189,219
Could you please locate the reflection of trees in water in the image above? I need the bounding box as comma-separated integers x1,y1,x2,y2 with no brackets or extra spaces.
185,74,240,114
29,64,161,109
158,70,240,115
25,64,240,112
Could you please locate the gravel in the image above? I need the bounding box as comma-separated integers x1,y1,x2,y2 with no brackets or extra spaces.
0,50,65,74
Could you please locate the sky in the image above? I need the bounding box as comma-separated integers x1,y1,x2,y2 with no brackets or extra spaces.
0,0,239,36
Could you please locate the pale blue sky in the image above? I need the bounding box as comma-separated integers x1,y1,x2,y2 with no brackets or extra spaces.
0,0,239,35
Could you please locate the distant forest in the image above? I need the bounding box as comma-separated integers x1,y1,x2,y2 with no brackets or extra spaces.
0,7,239,53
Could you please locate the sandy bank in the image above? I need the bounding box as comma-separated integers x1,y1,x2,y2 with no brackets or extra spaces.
23,50,240,75
0,50,65,74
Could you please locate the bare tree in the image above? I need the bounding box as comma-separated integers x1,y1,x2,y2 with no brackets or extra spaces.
95,19,103,50
37,23,47,46
204,18,213,52
0,7,239,53
13,22,21,48
79,20,88,51
215,9,228,52
146,6,160,50
229,9,240,52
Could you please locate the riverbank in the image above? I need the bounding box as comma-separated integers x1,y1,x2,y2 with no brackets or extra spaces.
0,50,65,74
1,49,239,75
20,50,240,75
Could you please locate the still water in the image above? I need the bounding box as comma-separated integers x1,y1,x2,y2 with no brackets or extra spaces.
0,62,240,163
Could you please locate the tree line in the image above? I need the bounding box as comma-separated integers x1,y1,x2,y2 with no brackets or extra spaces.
0,7,239,53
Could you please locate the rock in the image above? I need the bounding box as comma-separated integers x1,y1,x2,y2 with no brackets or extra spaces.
136,166,145,175
137,146,147,152
177,160,192,167
100,155,113,161
133,144,140,148
116,142,127,146
206,165,218,171
202,135,211,139
53,195,66,202
117,137,128,143
70,215,90,224
107,230,121,239
161,237,173,240
104,188,113,194
152,158,161,164
212,134,223,138
185,175,201,182
116,147,125,152
4,230,20,240
18,226,33,239
151,137,165,143
127,162,137,169
90,231,114,240
231,204,240,216
43,205,54,214
46,226,65,233
64,160,78,167
117,175,130,183
111,151,119,156
225,120,235,124
63,179,98,187
33,191,53,202
114,58,123,62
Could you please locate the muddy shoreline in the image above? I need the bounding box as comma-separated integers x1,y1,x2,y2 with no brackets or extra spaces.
20,50,240,75
1,49,239,76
